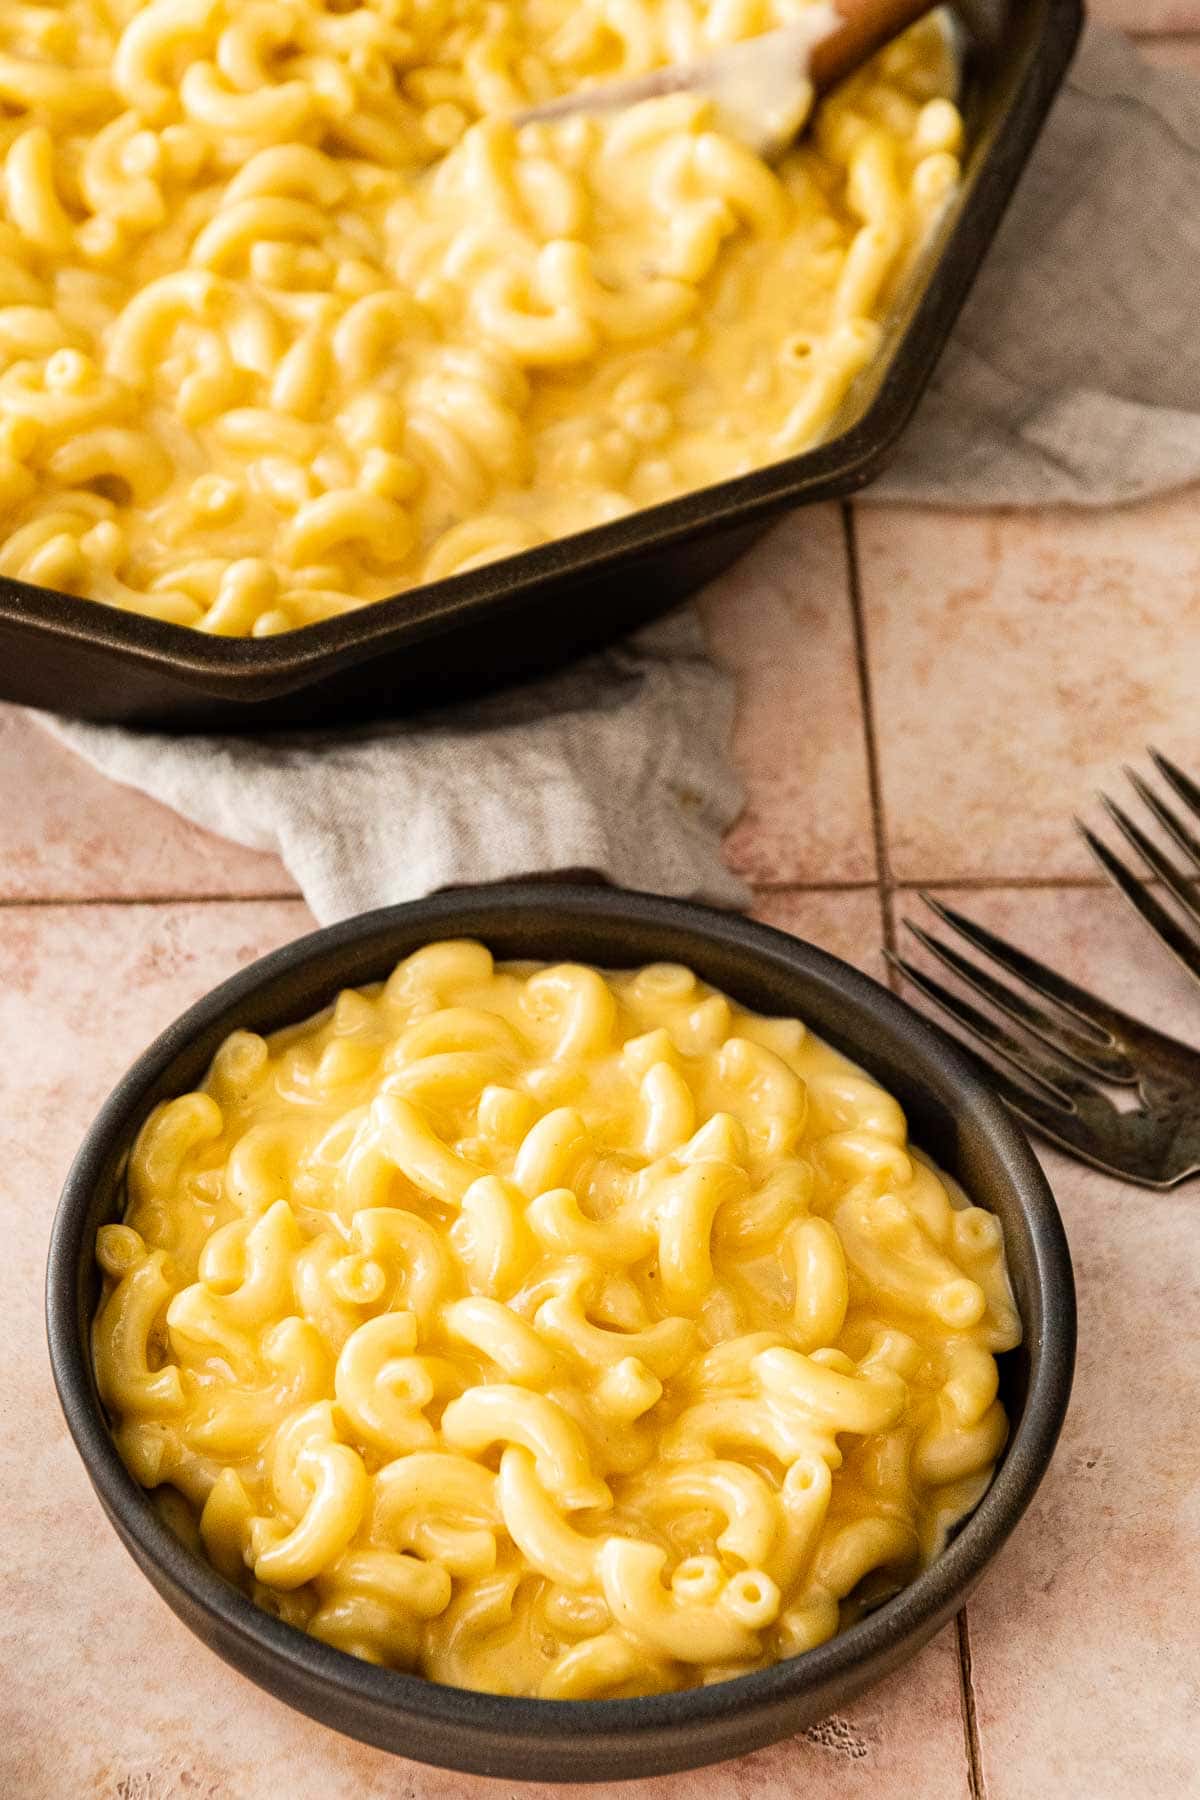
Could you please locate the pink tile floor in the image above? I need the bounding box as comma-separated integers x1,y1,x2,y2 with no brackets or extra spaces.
4,21,1199,1798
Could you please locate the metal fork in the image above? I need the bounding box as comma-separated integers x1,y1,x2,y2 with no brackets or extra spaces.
888,894,1200,1188
1077,747,1200,993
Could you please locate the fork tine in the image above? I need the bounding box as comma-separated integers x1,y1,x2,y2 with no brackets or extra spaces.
1077,821,1200,986
1148,747,1200,826
1100,790,1200,933
1126,766,1200,877
912,1034,1155,1181
903,918,1135,1083
885,951,1083,1108
916,893,1128,1042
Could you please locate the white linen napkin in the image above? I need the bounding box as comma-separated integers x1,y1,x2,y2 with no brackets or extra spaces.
43,25,1200,923
873,24,1200,507
45,607,750,920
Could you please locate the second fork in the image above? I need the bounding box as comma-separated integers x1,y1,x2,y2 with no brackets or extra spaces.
890,894,1200,1188
1080,748,1200,989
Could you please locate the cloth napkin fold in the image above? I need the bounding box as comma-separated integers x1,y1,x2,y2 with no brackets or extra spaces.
45,608,750,921
43,25,1200,923
874,24,1200,508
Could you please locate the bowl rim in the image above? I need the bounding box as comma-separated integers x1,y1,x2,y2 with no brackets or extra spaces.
46,883,1076,1749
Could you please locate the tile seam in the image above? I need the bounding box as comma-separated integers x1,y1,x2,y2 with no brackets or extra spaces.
0,875,1153,906
841,502,897,957
746,878,883,894
746,874,1153,895
890,874,1138,893
0,890,302,910
956,1609,988,1800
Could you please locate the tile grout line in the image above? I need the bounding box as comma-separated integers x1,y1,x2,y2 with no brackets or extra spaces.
0,874,1153,908
0,890,303,910
891,875,1132,892
956,1609,989,1800
841,503,897,958
750,878,886,895
749,874,1138,896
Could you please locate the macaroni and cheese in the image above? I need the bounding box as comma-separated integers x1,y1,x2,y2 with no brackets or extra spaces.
95,942,1021,1697
0,2,960,634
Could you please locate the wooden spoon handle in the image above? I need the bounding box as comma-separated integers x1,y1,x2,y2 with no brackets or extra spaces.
809,0,935,93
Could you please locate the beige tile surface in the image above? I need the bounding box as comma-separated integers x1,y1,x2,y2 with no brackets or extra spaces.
752,886,886,979
1,893,972,1800
0,707,293,901
854,493,1200,882
701,508,877,888
890,885,1200,1800
1139,32,1200,68
1092,3,1200,30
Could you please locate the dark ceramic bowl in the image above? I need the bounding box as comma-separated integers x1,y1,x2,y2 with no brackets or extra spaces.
47,885,1075,1781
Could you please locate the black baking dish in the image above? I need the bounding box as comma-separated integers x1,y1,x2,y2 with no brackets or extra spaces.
2,0,1082,728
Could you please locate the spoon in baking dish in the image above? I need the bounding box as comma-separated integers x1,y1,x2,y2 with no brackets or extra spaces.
514,0,939,160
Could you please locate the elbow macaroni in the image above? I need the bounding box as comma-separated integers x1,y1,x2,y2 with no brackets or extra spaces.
95,942,1021,1698
1,2,960,634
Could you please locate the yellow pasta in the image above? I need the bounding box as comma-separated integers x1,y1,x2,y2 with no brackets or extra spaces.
95,942,1021,1698
0,1,958,633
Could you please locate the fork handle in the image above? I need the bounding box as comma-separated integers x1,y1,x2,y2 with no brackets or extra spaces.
810,0,937,94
